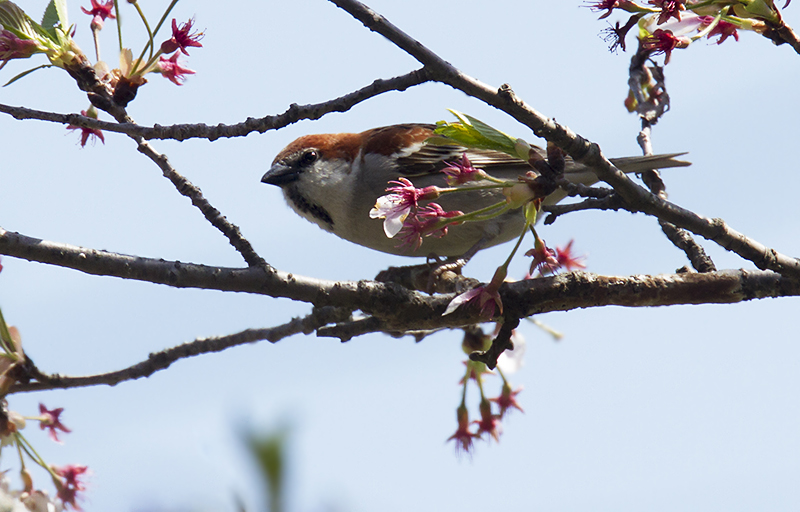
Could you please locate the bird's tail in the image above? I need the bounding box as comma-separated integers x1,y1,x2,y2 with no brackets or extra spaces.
610,152,691,174
563,152,690,187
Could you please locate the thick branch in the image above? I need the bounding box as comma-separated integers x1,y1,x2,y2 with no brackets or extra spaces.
2,229,798,334
502,269,800,318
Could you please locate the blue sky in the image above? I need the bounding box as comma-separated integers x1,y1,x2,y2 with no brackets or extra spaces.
1,1,799,510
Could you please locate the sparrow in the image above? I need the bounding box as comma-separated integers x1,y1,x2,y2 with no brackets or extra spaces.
262,123,689,258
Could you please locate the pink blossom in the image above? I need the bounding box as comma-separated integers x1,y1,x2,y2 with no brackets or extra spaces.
67,110,105,148
160,18,204,55
444,286,501,319
642,28,690,64
370,178,441,238
525,238,559,276
443,284,502,320
555,240,586,271
490,384,524,418
157,52,196,85
0,30,39,64
447,406,478,455
53,464,89,510
649,0,685,24
699,16,739,44
442,153,484,185
396,203,462,251
39,403,71,443
444,267,505,319
585,0,622,19
81,0,115,30
473,399,502,442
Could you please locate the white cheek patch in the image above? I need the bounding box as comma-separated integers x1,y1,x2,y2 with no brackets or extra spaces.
285,158,357,233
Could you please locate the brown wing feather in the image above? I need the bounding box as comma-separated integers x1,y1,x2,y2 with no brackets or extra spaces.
385,124,536,176
364,124,689,179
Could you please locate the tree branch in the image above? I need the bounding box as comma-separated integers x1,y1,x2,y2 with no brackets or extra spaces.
0,68,430,140
12,306,353,393
133,137,266,267
2,228,798,334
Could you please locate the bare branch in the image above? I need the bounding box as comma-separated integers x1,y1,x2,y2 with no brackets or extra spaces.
658,220,717,273
2,228,798,336
317,316,385,342
0,68,430,141
502,269,800,319
12,306,353,393
764,21,800,54
133,137,265,267
543,195,626,224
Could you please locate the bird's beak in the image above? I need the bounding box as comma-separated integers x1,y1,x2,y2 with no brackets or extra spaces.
261,163,298,186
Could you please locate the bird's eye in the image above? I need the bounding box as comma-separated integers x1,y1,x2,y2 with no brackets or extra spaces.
299,149,318,167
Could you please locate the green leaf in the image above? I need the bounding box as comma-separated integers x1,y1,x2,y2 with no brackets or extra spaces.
434,110,523,158
41,0,68,30
0,1,56,46
245,428,287,512
0,308,13,352
41,0,57,29
3,64,52,86
523,200,539,225
0,1,35,38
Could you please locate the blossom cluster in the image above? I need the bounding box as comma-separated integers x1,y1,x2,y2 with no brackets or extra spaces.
0,1,203,147
0,296,88,510
447,328,526,455
589,0,792,62
369,177,464,252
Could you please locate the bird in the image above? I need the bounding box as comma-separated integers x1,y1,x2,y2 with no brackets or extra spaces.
262,123,689,258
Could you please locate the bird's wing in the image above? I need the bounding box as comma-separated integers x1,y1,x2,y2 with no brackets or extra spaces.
391,133,536,177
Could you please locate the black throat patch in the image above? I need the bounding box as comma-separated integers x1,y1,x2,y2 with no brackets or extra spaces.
286,184,334,229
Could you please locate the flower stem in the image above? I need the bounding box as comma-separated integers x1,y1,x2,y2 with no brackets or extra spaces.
133,1,155,60
449,200,510,224
0,309,16,356
436,183,510,195
475,367,487,400
151,0,180,44
691,12,722,41
113,0,122,53
132,0,178,74
501,215,531,270
91,26,101,61
460,365,470,406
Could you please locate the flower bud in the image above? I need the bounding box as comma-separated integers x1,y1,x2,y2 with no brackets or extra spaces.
503,182,536,209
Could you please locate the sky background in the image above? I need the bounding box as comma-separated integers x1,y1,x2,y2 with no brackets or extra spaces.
1,0,799,510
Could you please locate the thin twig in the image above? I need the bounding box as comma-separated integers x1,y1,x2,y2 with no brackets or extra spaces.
542,195,626,225
629,47,716,274
468,317,520,370
134,138,266,267
12,306,353,393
